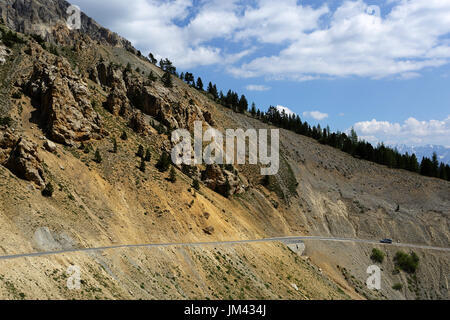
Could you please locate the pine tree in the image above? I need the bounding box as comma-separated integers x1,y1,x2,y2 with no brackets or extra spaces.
192,179,200,191
137,145,144,158
238,95,248,113
120,131,128,140
42,182,54,197
94,148,102,163
148,52,157,64
431,152,439,177
169,166,177,183
144,148,151,162
196,77,204,91
156,152,171,172
147,71,157,82
139,157,146,173
113,138,118,153
250,102,256,116
223,177,231,198
162,72,173,88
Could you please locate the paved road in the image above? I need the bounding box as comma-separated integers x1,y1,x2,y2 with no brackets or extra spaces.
0,236,449,261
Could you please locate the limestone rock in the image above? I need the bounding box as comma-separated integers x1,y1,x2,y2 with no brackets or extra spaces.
23,55,104,145
6,137,45,187
43,140,56,152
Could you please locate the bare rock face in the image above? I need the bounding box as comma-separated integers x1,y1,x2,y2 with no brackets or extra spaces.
43,140,56,153
0,0,137,52
201,164,243,197
0,44,11,65
0,128,18,163
6,137,45,187
128,111,148,134
23,51,104,145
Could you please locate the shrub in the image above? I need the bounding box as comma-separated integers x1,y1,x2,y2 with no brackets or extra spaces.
161,72,173,88
12,91,22,99
394,251,419,274
144,149,151,162
392,283,403,291
0,116,12,126
147,71,157,83
136,145,144,158
156,152,171,172
42,183,54,197
1,30,26,48
169,166,177,183
112,138,118,153
94,148,102,163
120,131,128,140
370,248,385,263
139,157,146,173
192,179,200,191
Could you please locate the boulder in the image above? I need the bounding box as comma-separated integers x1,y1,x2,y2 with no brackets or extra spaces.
6,138,45,187
43,140,56,153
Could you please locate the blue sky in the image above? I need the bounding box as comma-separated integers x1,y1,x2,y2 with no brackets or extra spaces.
70,0,450,147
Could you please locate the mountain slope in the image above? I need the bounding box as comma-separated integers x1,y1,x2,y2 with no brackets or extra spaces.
0,0,448,300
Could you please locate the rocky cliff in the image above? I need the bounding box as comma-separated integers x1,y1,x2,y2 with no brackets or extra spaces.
0,0,448,300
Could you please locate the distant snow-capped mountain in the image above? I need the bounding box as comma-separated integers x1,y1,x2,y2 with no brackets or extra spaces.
393,144,450,165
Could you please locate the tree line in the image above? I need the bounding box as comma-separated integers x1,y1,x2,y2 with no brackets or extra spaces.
146,52,450,182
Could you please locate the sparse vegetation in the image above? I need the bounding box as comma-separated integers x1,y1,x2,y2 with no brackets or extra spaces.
0,116,12,126
161,72,173,88
139,157,146,173
144,148,151,162
136,145,144,158
370,248,385,263
168,166,177,183
42,182,54,197
112,138,118,153
94,148,102,163
156,152,171,172
392,283,403,291
394,251,419,274
192,179,200,191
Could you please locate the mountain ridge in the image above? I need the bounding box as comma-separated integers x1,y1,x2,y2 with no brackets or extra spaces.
0,0,448,300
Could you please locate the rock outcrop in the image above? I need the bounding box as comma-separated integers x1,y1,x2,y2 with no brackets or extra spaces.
5,137,45,187
201,164,244,197
0,0,137,53
21,45,104,145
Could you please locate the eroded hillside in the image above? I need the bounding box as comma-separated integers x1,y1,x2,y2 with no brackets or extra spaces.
0,0,448,300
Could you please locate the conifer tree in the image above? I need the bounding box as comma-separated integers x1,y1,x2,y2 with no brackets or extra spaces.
169,166,177,183
137,145,144,158
162,72,173,88
94,148,102,163
139,157,146,173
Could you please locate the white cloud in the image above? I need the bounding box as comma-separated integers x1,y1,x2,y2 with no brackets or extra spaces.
71,0,450,78
231,0,450,80
303,111,329,121
276,105,296,116
353,116,450,146
246,84,271,91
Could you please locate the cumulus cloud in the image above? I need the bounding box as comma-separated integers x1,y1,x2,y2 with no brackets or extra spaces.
246,84,271,91
276,105,296,116
353,116,450,147
303,111,329,121
71,0,450,78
